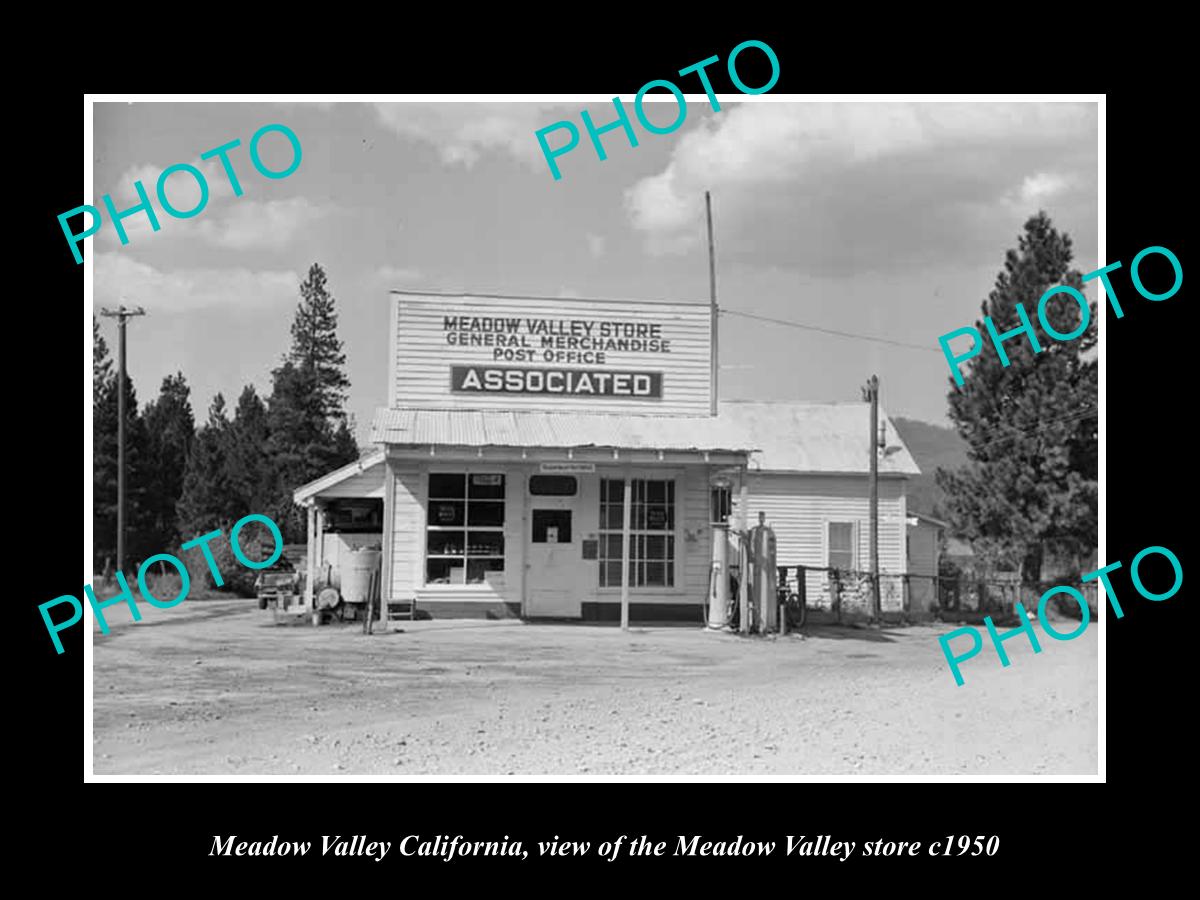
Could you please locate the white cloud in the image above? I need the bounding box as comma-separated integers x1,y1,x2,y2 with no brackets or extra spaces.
96,152,328,252
95,252,300,313
586,233,606,258
196,197,332,251
624,102,1098,273
372,103,567,169
1017,172,1071,205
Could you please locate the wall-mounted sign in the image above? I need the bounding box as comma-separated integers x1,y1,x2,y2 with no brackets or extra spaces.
540,462,596,473
451,365,662,399
393,294,712,414
471,474,503,486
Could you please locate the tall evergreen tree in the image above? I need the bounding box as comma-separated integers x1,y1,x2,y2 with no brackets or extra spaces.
177,394,235,536
227,385,273,515
288,263,351,423
261,265,359,542
93,319,152,570
936,211,1098,587
142,373,194,550
93,318,112,403
266,362,357,541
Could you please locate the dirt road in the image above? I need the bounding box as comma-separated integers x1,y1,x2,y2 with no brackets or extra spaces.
92,600,1097,776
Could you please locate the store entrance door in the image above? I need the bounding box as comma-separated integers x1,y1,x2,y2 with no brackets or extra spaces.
526,500,583,618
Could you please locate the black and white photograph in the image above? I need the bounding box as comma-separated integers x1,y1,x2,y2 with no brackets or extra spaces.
84,95,1101,778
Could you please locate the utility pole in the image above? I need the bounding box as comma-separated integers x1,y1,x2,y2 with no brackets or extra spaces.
99,304,146,573
705,190,718,417
864,375,881,621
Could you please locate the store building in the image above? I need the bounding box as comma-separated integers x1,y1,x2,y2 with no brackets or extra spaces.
293,290,922,623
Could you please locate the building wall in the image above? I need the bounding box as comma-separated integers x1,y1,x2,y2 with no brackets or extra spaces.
391,293,713,415
385,458,713,618
739,473,908,614
318,463,384,499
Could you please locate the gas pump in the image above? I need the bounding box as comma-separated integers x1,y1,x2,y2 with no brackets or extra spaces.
748,511,777,633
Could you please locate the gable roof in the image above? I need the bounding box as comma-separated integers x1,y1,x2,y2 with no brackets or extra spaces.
718,401,920,476
292,450,386,505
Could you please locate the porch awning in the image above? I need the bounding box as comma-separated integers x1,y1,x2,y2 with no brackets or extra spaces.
370,407,756,455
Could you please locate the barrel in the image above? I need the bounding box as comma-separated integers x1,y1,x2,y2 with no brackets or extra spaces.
338,547,382,605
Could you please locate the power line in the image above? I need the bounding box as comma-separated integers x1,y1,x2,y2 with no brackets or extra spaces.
957,406,1098,454
720,308,943,354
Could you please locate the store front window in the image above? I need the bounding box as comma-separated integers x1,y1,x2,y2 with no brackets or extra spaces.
426,473,505,585
598,478,676,587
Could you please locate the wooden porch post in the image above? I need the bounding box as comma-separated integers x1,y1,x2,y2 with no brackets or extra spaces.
378,461,395,632
305,504,316,608
620,474,632,630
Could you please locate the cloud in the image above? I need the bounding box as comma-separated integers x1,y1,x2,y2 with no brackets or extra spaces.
95,252,300,313
624,102,1098,274
96,155,329,251
1016,172,1072,205
372,103,566,169
196,197,333,251
586,233,606,258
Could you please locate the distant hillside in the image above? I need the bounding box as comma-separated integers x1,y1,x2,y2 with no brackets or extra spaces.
892,417,970,518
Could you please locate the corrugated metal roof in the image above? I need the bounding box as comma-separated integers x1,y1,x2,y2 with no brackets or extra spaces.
369,401,921,475
719,401,920,475
371,408,753,453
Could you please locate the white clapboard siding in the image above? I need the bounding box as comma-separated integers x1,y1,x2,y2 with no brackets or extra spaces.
738,473,908,611
388,460,423,600
317,464,384,498
387,460,712,609
680,465,712,603
392,293,713,415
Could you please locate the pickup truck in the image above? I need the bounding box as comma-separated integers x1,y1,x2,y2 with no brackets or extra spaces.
254,561,305,611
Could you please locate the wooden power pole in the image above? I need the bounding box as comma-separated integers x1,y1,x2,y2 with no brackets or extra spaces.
705,190,718,417
865,375,881,621
100,304,146,573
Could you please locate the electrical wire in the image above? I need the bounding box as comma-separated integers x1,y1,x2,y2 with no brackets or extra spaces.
720,307,1098,454
720,308,943,354
956,406,1098,454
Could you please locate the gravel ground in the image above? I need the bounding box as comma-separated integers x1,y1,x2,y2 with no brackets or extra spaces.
92,599,1098,776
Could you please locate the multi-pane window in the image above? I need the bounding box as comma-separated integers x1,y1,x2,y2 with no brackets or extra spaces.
425,473,505,585
598,479,675,588
828,521,855,572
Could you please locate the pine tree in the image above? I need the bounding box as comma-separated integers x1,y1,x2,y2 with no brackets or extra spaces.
266,361,354,541
93,319,152,570
260,266,359,542
177,394,235,536
142,373,194,550
93,318,112,404
936,211,1098,588
288,263,351,423
227,385,273,515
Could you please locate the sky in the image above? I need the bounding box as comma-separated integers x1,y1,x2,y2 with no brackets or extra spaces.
91,99,1099,440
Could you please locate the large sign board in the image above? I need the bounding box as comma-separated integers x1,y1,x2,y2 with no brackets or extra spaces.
392,293,712,414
